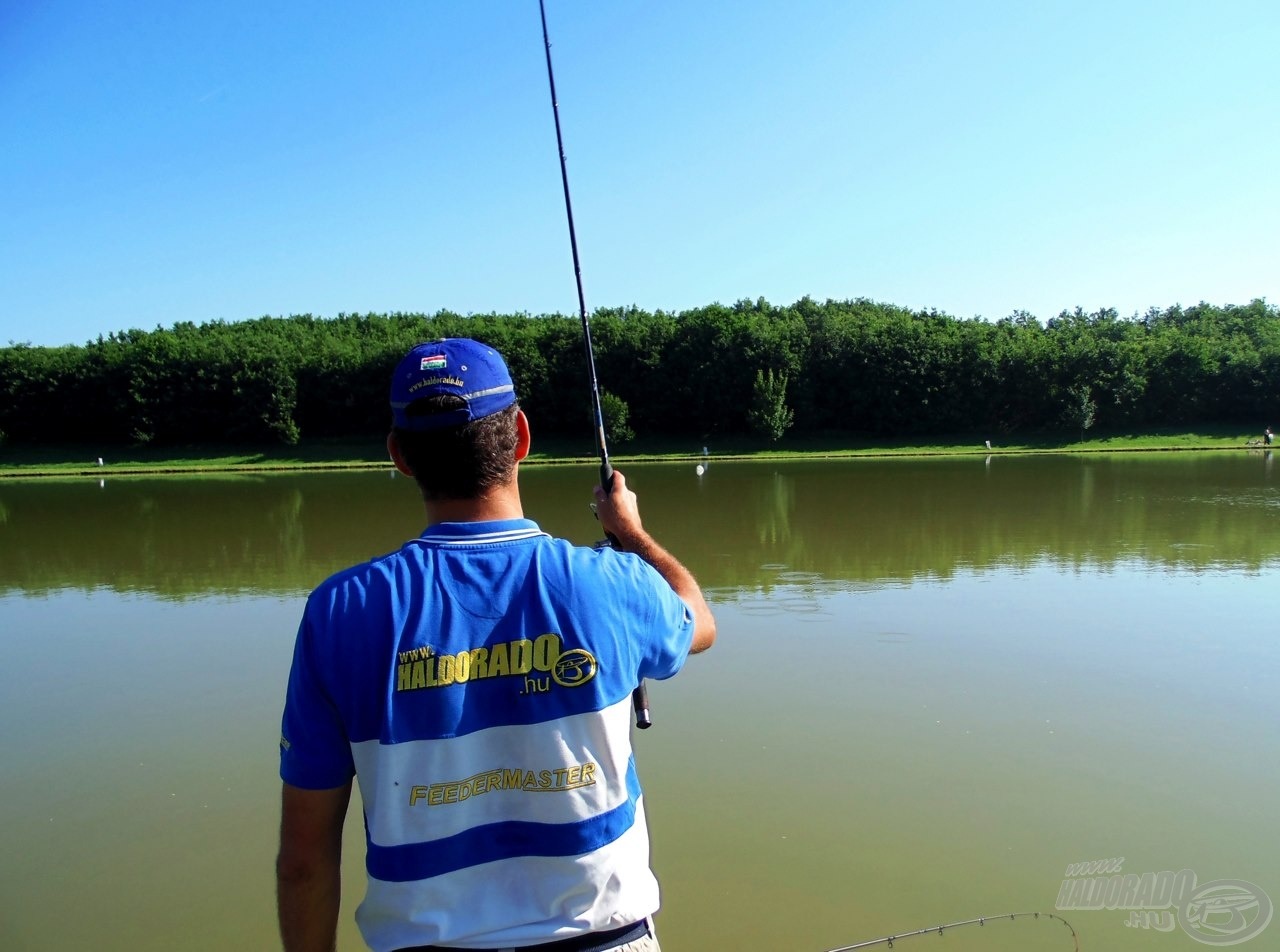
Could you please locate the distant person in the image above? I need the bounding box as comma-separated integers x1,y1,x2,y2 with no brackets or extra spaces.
276,338,716,952
1266,427,1273,446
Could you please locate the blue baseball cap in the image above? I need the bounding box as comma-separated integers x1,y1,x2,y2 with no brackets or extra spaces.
389,339,517,431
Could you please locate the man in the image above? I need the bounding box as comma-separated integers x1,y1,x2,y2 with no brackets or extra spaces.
277,338,716,952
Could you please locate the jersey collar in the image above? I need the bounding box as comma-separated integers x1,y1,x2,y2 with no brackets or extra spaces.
417,519,548,547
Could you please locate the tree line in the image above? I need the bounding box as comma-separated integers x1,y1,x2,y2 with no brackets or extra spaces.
2,297,1277,446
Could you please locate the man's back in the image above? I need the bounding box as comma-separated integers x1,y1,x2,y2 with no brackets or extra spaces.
282,517,694,950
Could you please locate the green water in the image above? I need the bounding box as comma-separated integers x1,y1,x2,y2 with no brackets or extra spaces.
1,453,1277,950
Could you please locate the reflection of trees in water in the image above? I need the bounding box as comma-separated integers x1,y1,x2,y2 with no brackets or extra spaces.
1079,462,1095,514
739,472,844,605
265,487,307,574
3,456,1279,598
666,456,1280,591
755,471,795,548
0,474,408,598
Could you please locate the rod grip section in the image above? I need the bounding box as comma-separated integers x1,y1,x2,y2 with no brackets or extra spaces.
632,681,651,730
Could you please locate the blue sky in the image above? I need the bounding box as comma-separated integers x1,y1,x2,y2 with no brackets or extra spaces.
3,0,1277,347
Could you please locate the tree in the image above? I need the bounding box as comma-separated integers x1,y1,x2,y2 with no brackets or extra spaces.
599,390,635,445
748,369,794,442
1063,385,1097,442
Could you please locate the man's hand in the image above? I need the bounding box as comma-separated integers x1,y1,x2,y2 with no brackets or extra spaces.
592,469,645,547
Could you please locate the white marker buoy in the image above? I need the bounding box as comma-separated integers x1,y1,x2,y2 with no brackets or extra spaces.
695,464,705,477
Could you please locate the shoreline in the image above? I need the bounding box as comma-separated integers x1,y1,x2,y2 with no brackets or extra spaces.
1,431,1272,479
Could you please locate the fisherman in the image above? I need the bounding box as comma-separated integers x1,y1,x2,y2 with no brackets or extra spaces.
276,338,715,952
1266,426,1274,446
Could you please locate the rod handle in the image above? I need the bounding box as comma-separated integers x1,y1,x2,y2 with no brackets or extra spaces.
598,463,648,728
599,459,619,548
632,681,651,730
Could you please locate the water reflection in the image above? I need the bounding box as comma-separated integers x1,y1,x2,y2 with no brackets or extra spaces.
2,454,1277,599
0,472,412,598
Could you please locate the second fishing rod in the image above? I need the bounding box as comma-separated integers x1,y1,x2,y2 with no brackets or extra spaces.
538,0,651,729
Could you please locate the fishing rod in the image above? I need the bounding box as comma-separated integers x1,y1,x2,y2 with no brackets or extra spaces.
538,0,651,729
824,911,1079,951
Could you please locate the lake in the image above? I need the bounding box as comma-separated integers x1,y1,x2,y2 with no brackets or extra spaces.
1,452,1277,951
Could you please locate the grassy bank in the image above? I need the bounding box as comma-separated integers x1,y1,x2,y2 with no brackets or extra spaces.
0,425,1272,478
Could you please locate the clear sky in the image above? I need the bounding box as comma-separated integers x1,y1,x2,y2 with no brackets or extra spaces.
3,0,1277,347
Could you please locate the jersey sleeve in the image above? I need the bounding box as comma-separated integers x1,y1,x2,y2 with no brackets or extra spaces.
279,600,356,790
626,556,696,682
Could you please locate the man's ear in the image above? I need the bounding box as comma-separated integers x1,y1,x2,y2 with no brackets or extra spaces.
514,409,531,463
387,432,415,477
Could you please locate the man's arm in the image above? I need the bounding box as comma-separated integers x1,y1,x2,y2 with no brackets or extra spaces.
277,780,353,952
593,469,716,653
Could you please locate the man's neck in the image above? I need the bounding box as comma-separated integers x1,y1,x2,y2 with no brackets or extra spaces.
423,485,524,526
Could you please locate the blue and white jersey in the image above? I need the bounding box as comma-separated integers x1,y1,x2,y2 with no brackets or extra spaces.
280,518,695,951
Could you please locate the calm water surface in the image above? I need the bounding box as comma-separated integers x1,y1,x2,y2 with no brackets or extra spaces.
1,453,1277,951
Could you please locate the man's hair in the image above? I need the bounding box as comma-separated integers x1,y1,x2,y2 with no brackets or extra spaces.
393,395,520,500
